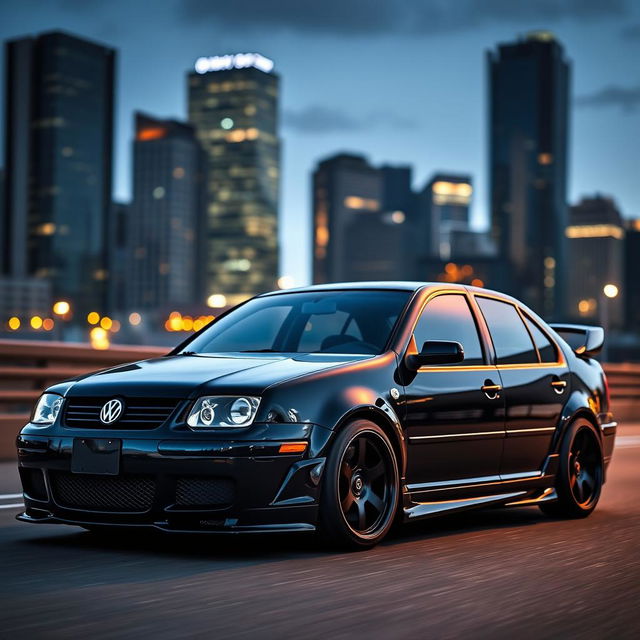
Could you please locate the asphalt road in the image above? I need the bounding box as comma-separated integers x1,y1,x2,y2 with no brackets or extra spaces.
1,426,639,639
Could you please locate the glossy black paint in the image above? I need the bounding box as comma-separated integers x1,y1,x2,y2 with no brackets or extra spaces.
16,282,616,534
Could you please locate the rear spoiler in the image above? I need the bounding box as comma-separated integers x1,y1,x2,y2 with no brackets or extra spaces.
549,323,604,358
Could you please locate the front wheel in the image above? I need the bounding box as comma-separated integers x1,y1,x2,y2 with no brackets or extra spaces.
539,418,603,519
318,420,400,549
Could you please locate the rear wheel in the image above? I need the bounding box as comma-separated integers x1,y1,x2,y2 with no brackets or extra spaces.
318,420,399,549
539,418,603,518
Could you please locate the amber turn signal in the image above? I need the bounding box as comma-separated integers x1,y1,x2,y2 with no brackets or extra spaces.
278,442,307,454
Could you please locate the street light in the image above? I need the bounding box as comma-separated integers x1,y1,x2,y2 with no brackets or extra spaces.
52,300,70,316
600,283,620,362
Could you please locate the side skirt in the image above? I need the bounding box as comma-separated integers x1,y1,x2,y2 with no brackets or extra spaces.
404,491,527,520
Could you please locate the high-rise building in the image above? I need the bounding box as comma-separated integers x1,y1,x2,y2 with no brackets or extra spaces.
418,173,473,260
488,31,570,318
566,195,625,327
188,53,279,306
312,154,410,284
129,113,205,310
2,31,115,319
624,218,640,333
108,201,130,313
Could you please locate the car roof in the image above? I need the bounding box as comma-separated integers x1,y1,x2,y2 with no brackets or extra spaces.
261,281,518,302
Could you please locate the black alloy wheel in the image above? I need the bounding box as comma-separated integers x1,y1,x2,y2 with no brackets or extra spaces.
318,420,399,549
540,418,603,518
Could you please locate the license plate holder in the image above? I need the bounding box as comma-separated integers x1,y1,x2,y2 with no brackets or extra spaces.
71,438,121,475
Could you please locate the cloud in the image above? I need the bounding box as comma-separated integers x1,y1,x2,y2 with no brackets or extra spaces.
283,105,416,133
576,84,640,111
180,0,629,36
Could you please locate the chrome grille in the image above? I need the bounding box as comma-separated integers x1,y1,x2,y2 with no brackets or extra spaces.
63,397,180,429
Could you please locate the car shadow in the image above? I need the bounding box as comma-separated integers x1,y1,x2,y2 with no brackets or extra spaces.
20,504,547,561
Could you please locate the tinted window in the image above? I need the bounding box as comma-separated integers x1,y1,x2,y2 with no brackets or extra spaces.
476,297,538,364
523,315,557,363
413,294,484,365
183,290,411,355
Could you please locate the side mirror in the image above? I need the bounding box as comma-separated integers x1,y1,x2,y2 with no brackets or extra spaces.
407,340,464,370
549,324,604,358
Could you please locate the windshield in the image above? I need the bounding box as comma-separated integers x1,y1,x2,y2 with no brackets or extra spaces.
181,290,412,355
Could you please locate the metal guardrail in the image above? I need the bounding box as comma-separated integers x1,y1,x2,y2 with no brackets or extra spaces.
0,339,166,459
0,339,638,459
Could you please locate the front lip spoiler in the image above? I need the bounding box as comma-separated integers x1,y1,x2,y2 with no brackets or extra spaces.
16,511,316,534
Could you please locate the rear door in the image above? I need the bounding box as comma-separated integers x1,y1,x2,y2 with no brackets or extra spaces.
473,296,569,478
403,292,506,487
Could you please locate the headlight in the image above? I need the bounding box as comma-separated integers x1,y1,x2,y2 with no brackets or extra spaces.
32,393,64,425
187,396,260,428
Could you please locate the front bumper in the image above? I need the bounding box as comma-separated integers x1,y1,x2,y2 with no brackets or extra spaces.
16,423,331,533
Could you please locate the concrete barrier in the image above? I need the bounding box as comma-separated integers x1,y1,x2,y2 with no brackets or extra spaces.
1,339,638,460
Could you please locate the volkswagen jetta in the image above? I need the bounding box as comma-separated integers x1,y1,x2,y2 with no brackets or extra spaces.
16,283,617,548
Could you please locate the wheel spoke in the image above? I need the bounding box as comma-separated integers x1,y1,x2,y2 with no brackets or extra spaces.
341,461,353,483
369,458,386,481
581,471,594,495
357,498,366,530
367,490,384,514
575,476,584,502
342,491,355,513
356,437,367,467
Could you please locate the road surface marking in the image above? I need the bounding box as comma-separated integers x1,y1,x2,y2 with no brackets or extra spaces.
0,494,23,500
0,503,23,510
616,436,640,448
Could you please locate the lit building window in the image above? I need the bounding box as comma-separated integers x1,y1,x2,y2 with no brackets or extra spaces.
344,196,380,211
538,153,553,165
173,167,185,179
565,224,624,240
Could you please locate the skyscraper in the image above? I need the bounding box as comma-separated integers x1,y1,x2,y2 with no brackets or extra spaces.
312,153,410,284
418,173,473,260
129,113,204,310
488,32,570,318
2,31,115,319
624,219,640,333
188,53,280,306
566,195,625,327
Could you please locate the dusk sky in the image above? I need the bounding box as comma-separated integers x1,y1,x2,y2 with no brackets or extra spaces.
1,0,639,285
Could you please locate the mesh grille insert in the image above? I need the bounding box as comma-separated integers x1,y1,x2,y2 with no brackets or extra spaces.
175,477,235,507
50,472,155,512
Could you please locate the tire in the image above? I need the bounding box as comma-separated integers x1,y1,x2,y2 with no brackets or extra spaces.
318,420,400,550
539,418,603,519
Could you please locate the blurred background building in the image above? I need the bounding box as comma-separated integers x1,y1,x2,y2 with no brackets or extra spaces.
567,194,625,327
311,153,411,283
488,31,570,320
188,54,280,306
2,31,115,323
418,173,473,261
128,113,204,311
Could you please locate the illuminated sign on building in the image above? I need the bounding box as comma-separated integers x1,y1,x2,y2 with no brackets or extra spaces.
194,53,274,75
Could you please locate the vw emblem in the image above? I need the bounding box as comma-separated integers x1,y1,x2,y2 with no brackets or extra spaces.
100,398,124,424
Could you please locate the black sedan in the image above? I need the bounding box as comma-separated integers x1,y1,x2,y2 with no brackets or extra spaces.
16,283,617,548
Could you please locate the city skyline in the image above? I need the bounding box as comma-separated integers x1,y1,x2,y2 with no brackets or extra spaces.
1,1,639,286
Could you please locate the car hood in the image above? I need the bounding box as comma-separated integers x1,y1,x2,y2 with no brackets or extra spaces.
62,352,371,398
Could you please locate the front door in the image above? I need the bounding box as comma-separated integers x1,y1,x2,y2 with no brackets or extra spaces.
403,293,505,488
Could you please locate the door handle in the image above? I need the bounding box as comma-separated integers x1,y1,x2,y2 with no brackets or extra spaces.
551,379,567,394
481,380,502,400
